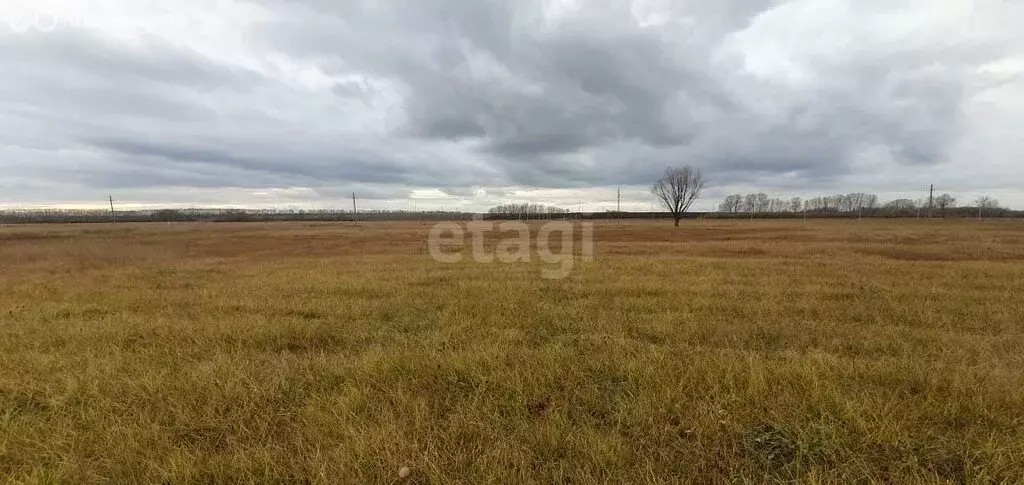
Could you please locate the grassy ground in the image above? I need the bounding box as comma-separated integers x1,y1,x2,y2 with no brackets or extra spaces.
1,219,1023,483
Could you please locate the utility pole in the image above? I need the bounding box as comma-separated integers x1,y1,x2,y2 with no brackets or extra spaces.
928,184,934,218
617,187,622,225
351,192,357,223
109,195,116,223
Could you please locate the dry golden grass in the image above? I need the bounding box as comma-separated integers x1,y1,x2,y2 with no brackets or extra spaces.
1,219,1023,483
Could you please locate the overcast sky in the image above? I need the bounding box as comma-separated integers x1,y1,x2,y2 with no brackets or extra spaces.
1,0,1021,211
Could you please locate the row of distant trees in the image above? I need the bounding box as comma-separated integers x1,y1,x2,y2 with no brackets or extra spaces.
0,208,478,224
719,193,882,214
717,192,1006,217
486,203,572,219
487,203,570,216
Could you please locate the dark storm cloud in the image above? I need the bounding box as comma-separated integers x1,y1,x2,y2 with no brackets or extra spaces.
250,0,1013,189
0,28,247,163
439,186,478,197
0,18,514,194
0,27,482,191
0,29,260,89
87,136,475,188
0,30,259,127
255,0,726,164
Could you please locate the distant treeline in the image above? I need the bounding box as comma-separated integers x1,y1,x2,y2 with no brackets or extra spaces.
0,207,608,224
716,192,1016,218
487,203,570,216
0,208,478,224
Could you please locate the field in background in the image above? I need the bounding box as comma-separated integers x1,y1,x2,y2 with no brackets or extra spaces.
1,220,1023,483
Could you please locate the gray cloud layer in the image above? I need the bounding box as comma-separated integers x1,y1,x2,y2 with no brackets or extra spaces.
1,0,1022,209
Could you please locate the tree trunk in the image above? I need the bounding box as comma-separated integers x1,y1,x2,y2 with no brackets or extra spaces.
674,217,680,227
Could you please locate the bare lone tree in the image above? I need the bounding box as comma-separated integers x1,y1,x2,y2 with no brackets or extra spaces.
935,194,956,217
975,196,1000,219
652,165,706,227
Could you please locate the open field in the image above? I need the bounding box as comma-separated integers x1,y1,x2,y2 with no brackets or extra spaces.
2,219,1024,483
